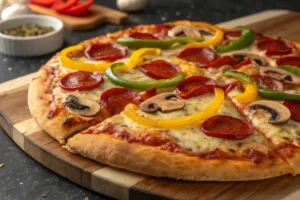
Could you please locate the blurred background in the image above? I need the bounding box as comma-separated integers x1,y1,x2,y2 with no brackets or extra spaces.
1,0,300,199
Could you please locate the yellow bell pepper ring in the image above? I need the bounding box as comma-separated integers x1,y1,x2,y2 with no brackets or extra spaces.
127,48,162,69
123,87,224,129
234,82,258,104
223,69,258,104
60,45,113,72
168,20,224,48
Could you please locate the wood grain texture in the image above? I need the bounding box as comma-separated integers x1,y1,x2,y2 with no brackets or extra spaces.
1,10,300,200
29,4,128,31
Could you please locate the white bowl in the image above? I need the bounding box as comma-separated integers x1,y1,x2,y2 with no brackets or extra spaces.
0,14,64,57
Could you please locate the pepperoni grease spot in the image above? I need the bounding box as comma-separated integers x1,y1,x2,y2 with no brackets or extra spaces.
139,60,180,79
176,76,216,99
283,101,300,122
100,88,143,115
257,39,293,56
59,71,104,91
84,43,128,61
277,56,300,68
201,115,253,140
130,32,159,40
177,47,219,67
205,56,238,68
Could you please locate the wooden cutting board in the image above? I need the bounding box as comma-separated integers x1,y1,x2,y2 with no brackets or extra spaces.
29,4,128,31
2,10,300,200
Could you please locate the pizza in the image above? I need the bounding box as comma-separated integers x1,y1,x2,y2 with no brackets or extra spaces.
28,20,300,181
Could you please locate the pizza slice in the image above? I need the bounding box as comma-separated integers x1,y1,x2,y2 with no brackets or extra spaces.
193,29,300,175
66,78,291,181
28,21,222,144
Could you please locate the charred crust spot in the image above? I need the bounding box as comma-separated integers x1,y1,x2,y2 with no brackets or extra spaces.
62,117,76,127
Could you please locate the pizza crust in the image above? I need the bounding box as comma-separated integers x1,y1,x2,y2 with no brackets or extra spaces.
28,56,102,144
67,134,292,181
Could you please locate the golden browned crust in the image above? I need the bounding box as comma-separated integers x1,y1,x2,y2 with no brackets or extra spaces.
28,57,97,144
67,134,292,181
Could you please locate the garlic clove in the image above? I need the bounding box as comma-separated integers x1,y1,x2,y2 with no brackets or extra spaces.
117,0,147,12
1,4,32,20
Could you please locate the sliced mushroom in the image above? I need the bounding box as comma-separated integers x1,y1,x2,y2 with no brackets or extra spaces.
64,93,100,117
273,80,284,91
248,100,291,124
140,93,185,113
168,25,201,38
232,52,270,66
260,67,300,85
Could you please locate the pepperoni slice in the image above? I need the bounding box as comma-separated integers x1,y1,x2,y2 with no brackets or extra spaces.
232,58,252,69
139,60,180,79
129,32,158,40
100,88,143,115
201,115,253,140
176,76,216,99
59,71,103,91
224,30,241,40
84,43,128,61
225,30,269,40
283,101,300,122
251,75,278,90
153,24,172,38
219,81,240,94
276,56,300,68
177,47,219,67
140,88,157,101
205,56,238,68
256,38,293,56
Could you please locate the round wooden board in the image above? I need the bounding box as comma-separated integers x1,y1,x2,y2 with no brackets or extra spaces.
2,10,300,200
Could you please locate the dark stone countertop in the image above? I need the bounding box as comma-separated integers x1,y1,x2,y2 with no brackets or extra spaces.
1,0,300,199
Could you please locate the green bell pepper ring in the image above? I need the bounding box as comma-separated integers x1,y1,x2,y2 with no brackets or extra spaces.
216,28,255,53
258,87,300,101
223,69,253,83
279,65,300,76
116,37,204,49
106,63,186,90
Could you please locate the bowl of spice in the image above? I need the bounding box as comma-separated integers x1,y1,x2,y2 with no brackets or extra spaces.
0,14,64,57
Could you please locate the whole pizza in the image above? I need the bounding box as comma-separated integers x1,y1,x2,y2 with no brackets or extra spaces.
28,20,300,181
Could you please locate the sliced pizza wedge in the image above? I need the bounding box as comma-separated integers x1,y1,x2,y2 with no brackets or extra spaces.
29,22,219,144
66,83,291,181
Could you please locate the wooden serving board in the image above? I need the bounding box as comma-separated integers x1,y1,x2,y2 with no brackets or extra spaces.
2,10,300,200
29,4,128,31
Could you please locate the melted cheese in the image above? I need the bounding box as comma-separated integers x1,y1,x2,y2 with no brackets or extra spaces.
108,93,268,153
228,88,300,146
244,105,300,145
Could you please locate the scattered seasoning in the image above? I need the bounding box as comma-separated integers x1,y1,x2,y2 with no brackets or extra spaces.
0,164,4,168
2,24,54,37
41,194,47,197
